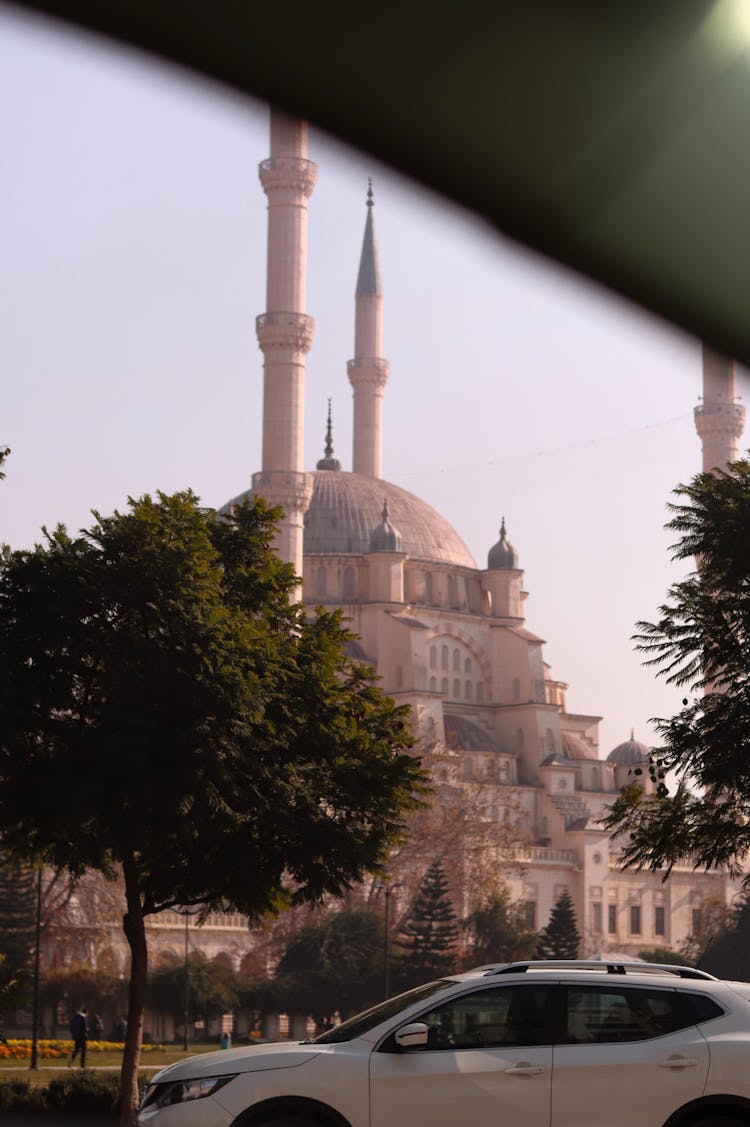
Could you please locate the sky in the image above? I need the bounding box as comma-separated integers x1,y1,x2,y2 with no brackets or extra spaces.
3,4,748,757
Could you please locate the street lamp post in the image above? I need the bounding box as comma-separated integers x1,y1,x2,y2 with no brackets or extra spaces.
182,911,190,1052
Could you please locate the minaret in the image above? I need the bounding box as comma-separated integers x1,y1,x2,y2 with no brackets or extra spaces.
252,110,317,581
694,344,745,472
348,181,389,478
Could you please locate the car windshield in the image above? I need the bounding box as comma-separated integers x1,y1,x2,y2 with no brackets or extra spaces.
311,980,454,1044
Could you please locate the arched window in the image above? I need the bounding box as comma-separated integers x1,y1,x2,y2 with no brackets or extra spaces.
464,657,472,673
343,566,356,598
425,572,434,603
441,645,449,670
591,766,601,790
453,648,461,671
429,645,437,668
441,677,449,695
546,728,555,753
476,682,484,702
453,679,461,698
316,567,327,598
429,676,437,692
465,681,473,700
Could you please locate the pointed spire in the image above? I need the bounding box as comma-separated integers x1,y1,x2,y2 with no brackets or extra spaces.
356,180,383,296
316,398,341,470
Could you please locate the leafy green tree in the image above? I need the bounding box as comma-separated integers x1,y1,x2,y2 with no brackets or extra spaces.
147,952,239,1029
0,855,36,1008
603,461,750,876
697,889,750,979
271,906,385,1024
0,492,423,1123
535,889,580,959
396,861,459,987
464,890,537,967
40,967,128,1035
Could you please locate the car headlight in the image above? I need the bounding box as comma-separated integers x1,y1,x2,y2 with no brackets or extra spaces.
140,1074,236,1110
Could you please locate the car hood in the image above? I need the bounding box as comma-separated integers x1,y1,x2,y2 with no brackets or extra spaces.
148,1042,320,1084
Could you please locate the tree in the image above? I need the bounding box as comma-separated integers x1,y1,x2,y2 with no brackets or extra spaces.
0,492,423,1123
147,951,239,1030
696,889,750,980
603,461,750,876
272,905,385,1024
464,890,537,968
0,855,36,1009
637,947,691,966
396,861,459,988
535,889,580,959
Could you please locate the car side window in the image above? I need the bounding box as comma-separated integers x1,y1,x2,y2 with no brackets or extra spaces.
565,985,691,1044
413,984,553,1050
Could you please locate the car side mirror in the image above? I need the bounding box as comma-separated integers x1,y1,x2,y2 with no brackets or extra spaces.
395,1022,429,1049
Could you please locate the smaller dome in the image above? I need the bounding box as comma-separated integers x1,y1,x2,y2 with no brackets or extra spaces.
607,732,651,766
561,732,599,761
369,499,403,552
488,517,519,570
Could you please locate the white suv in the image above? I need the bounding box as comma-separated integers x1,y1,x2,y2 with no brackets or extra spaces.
138,960,750,1127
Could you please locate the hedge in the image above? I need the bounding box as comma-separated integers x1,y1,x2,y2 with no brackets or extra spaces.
0,1071,125,1118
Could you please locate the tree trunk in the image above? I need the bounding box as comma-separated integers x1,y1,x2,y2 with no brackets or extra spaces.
120,857,147,1127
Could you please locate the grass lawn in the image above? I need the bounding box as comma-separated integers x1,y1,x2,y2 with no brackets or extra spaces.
0,1042,224,1079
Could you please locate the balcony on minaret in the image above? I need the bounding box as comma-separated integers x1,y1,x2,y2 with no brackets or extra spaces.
256,312,315,354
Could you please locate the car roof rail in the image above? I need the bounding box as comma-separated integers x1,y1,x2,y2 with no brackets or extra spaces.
480,960,716,980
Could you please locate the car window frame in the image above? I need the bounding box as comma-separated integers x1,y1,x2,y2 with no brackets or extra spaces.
376,980,564,1053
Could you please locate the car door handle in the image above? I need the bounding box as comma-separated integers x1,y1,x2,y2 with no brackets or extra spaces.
505,1063,546,1076
658,1056,699,1069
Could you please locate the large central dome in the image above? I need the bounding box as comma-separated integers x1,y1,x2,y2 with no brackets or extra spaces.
224,472,477,570
305,472,476,568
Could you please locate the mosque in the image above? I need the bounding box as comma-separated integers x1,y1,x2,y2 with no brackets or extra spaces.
31,111,746,1029
219,109,745,959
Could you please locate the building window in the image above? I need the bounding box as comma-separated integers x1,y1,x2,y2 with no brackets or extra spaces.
425,572,433,603
630,905,642,935
546,728,555,753
654,906,665,936
429,676,437,692
441,678,448,695
465,681,472,700
453,648,461,671
429,645,437,668
691,908,702,936
591,902,603,934
608,904,617,934
523,901,536,929
476,683,484,702
343,566,356,598
453,679,461,698
441,645,449,670
464,657,472,673
513,677,520,700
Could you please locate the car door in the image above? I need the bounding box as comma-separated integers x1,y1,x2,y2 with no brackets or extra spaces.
370,982,556,1127
551,983,710,1127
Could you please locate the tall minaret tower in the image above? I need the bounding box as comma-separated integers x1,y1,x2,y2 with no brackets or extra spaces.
348,182,389,479
252,110,317,581
694,344,745,472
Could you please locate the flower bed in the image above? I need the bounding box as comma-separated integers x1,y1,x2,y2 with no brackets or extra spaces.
0,1039,164,1060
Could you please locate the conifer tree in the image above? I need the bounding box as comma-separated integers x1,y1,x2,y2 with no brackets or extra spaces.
535,888,580,959
397,861,459,987
0,855,36,1006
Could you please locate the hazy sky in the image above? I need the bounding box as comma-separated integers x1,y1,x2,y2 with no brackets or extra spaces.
3,4,747,756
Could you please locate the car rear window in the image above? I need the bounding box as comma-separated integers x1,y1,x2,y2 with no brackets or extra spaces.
682,992,725,1025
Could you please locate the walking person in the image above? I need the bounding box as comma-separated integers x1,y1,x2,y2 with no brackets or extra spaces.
69,1006,89,1069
